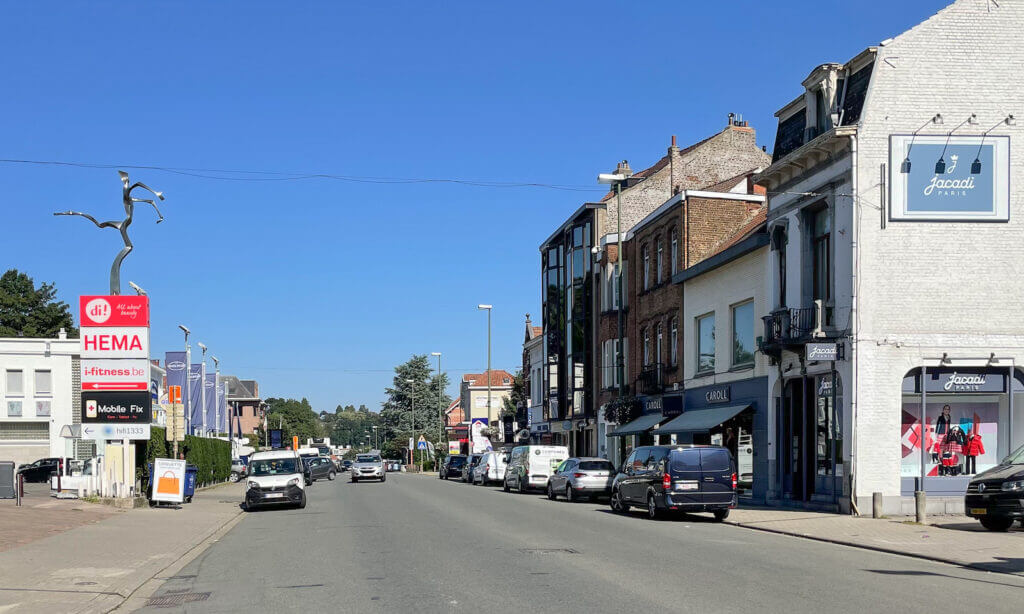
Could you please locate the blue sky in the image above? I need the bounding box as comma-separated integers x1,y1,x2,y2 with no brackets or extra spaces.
0,1,948,411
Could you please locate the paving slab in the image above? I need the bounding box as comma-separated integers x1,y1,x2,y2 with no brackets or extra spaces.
0,483,122,553
727,506,1024,575
0,482,245,613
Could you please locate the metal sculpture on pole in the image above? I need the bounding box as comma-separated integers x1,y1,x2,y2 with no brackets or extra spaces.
54,171,165,295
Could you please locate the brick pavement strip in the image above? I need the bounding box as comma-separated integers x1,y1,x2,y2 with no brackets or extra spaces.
726,507,1024,576
0,482,245,613
0,484,122,553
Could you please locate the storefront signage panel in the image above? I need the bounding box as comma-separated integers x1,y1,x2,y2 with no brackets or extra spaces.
916,370,1007,394
806,343,838,362
889,135,1009,222
704,386,731,404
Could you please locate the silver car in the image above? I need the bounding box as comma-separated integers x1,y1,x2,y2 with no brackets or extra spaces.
350,453,386,482
547,457,615,502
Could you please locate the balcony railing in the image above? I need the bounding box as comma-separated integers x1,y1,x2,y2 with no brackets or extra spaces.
761,302,833,349
636,363,664,395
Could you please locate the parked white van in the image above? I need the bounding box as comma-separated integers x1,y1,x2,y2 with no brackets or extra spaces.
472,451,508,485
245,450,307,510
502,445,569,493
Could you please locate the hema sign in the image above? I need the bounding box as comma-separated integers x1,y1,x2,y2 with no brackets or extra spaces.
889,134,1009,222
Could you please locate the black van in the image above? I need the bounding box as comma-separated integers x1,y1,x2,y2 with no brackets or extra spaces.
965,444,1024,531
610,445,736,521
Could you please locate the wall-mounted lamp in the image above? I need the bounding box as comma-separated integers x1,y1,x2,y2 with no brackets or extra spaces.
971,115,1017,174
987,352,998,366
1007,114,1016,126
940,352,951,365
935,115,976,175
901,114,946,173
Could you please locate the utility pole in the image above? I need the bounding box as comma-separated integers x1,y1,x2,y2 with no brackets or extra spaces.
179,325,191,439
211,356,220,437
478,305,493,445
198,343,208,436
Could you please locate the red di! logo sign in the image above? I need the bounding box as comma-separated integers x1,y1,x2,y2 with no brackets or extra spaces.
80,295,149,327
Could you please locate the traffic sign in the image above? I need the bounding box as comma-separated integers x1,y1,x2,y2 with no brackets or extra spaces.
83,423,151,441
169,385,182,404
417,435,427,450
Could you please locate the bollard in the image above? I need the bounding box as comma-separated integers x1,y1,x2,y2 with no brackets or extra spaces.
915,490,927,524
15,474,23,507
872,492,883,518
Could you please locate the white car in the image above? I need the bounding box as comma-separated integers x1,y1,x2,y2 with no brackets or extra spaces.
245,450,307,510
472,451,508,485
351,453,386,482
503,445,569,493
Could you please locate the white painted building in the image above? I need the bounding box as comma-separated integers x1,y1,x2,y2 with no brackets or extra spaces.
756,0,1024,513
0,333,85,466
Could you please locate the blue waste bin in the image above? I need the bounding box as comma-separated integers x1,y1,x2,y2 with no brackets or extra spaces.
184,464,198,503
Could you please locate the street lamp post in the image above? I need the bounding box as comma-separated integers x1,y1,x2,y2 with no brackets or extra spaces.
197,343,208,436
477,305,492,443
178,325,191,439
431,352,442,452
211,356,220,437
372,425,378,450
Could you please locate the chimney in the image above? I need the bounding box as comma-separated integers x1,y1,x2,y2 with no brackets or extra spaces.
728,112,735,126
668,134,679,154
58,327,67,340
614,160,633,177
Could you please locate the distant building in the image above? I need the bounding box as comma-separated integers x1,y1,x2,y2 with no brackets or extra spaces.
223,376,262,435
460,370,514,439
522,316,545,443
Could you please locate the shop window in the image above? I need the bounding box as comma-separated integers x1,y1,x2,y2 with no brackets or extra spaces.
696,313,715,374
732,301,755,368
900,368,1024,488
815,374,842,476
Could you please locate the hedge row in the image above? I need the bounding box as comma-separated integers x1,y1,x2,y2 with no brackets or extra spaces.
183,435,231,486
134,428,230,487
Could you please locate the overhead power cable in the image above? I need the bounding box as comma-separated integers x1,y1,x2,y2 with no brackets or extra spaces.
0,157,602,192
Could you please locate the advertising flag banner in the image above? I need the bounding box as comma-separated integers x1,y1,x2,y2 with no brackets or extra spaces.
217,380,227,434
204,373,217,433
79,295,149,327
165,352,186,397
189,364,203,432
152,458,187,504
471,418,493,453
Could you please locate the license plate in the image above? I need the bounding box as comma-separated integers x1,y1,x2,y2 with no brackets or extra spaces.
265,492,284,498
970,508,986,515
675,481,699,491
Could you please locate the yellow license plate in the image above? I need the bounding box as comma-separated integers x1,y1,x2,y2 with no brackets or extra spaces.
970,508,986,515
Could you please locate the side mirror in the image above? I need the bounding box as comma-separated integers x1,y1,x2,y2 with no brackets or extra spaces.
502,455,510,463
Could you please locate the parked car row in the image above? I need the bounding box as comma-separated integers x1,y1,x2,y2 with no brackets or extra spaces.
440,444,739,522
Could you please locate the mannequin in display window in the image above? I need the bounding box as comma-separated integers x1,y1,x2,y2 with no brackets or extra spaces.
963,431,985,475
933,405,952,463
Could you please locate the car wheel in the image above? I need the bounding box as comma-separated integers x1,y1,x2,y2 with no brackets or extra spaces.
503,479,510,492
610,489,629,513
381,475,386,482
328,471,335,481
547,483,557,500
351,477,359,483
517,477,525,494
980,517,1014,532
566,485,575,503
713,509,730,522
297,494,306,509
647,494,662,520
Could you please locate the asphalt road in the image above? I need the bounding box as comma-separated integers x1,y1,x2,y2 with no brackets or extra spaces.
141,473,1024,613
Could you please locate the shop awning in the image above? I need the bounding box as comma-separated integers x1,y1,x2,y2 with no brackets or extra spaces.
610,412,667,437
658,404,751,434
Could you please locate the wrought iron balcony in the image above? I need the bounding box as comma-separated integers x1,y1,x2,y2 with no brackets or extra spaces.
636,363,665,395
760,302,835,354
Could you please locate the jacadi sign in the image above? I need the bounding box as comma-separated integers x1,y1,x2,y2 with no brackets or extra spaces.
889,134,1009,222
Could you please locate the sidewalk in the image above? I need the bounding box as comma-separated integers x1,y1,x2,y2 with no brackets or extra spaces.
726,506,1024,575
0,482,245,613
0,483,122,553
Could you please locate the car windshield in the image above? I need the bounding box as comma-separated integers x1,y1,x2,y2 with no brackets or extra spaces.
356,455,380,463
449,457,466,466
579,461,613,471
249,458,298,475
1003,444,1024,465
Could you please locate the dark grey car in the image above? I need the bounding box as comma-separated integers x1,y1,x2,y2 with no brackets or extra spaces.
304,456,336,482
610,445,736,521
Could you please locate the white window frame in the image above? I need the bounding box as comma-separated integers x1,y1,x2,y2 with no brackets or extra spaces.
656,239,663,284
671,231,679,276
656,324,664,365
696,312,716,375
642,245,650,290
670,318,678,366
5,369,24,396
731,300,756,368
34,370,52,396
643,328,651,366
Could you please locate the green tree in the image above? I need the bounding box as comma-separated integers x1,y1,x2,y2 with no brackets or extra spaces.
257,397,322,445
501,369,525,419
0,269,78,338
328,407,382,448
379,354,451,452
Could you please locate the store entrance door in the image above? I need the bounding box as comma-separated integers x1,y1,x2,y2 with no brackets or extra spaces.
782,378,815,502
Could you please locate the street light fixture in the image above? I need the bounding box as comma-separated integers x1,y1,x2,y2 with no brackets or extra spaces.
477,305,492,445
211,356,220,437
128,281,147,296
597,173,627,397
372,425,378,450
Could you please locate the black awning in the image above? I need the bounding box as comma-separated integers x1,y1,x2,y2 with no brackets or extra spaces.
610,412,667,437
657,404,751,434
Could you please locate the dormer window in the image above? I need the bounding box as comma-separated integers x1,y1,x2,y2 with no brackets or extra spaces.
815,88,829,136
